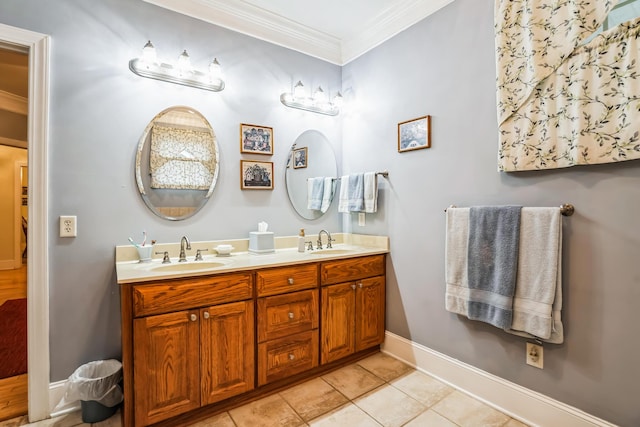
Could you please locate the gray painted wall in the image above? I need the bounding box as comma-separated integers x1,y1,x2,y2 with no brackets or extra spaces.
2,0,639,425
343,1,639,426
0,0,342,380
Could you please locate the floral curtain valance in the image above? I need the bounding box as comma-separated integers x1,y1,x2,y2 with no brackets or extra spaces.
150,125,216,190
495,0,640,171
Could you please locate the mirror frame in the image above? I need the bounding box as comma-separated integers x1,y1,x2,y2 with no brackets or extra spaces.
135,105,219,221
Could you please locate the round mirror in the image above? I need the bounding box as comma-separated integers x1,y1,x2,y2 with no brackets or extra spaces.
285,130,337,220
135,106,219,220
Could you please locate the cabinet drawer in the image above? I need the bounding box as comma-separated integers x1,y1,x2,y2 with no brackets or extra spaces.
321,255,385,286
133,273,253,317
258,330,319,386
256,264,318,297
258,290,318,342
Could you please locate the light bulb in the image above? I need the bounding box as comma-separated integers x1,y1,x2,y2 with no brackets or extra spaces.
209,58,222,80
313,86,326,103
140,40,157,64
333,91,343,108
293,81,305,99
177,50,191,75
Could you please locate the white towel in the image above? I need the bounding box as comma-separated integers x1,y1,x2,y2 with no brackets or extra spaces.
320,177,335,213
445,207,470,316
337,174,364,213
307,177,324,210
507,208,563,343
363,172,378,213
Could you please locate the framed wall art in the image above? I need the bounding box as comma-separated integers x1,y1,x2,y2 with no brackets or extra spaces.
398,115,431,152
292,146,307,169
240,160,274,190
240,123,274,155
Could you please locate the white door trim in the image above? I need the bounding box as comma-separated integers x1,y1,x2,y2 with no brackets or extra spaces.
14,161,27,268
0,23,51,422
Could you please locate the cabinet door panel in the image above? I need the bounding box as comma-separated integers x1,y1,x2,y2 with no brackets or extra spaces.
133,310,200,426
321,283,355,364
257,289,318,342
356,276,386,351
200,301,255,405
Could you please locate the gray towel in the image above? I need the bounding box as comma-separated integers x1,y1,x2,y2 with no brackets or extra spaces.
307,177,324,210
343,174,364,212
467,206,522,329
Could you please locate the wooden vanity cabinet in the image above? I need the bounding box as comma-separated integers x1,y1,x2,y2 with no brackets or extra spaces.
123,272,254,427
320,255,386,364
256,264,319,386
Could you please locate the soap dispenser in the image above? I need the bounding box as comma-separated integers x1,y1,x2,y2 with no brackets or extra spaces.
298,228,306,252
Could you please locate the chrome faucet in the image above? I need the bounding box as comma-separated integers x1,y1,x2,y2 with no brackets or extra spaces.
317,230,335,250
179,235,191,262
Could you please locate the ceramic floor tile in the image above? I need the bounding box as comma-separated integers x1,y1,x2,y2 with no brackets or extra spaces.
402,409,458,427
321,364,385,400
356,352,414,382
0,416,29,427
389,370,454,407
308,403,381,427
188,411,235,427
228,393,305,427
28,411,88,427
353,384,426,427
280,377,348,421
432,391,510,427
504,418,530,427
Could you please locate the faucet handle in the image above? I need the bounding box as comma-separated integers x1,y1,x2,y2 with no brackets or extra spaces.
156,251,171,264
327,236,335,249
306,241,314,251
316,239,323,250
195,248,208,261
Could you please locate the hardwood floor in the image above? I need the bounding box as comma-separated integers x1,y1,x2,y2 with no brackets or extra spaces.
0,265,28,421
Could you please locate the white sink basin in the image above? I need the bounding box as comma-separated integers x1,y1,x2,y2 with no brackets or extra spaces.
309,249,354,255
150,261,227,272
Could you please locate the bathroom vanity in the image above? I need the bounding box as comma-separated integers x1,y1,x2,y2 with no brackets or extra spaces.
116,234,388,427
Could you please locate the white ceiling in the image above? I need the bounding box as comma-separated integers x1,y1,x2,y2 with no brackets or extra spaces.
143,0,454,65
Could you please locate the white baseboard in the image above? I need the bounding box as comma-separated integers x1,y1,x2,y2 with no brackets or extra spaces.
381,331,617,427
48,380,80,418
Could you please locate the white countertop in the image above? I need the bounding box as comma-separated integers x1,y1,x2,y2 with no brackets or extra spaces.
115,233,389,284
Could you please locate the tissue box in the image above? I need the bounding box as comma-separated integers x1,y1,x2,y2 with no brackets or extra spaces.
249,231,275,254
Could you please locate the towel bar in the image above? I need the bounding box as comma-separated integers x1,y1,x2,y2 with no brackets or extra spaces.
314,171,389,181
444,203,575,216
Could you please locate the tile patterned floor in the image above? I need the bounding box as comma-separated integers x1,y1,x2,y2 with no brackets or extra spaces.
0,352,529,427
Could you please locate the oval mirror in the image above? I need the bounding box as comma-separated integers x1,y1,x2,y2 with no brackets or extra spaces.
285,130,337,220
135,106,219,220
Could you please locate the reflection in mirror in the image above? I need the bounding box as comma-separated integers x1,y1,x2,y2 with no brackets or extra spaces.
285,130,337,220
135,106,219,220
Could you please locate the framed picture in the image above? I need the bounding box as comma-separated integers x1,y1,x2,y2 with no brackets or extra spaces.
398,115,431,152
240,160,274,190
293,147,308,169
240,123,274,155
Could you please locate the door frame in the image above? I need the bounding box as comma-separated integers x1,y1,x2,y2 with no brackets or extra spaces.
14,162,27,268
0,23,50,422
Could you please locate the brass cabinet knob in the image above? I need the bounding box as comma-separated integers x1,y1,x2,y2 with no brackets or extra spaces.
358,282,363,288
190,314,197,322
203,311,210,319
288,278,294,285
350,284,356,290
288,353,295,360
288,312,294,319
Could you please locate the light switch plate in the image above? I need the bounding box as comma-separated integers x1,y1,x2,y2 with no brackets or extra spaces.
358,212,366,226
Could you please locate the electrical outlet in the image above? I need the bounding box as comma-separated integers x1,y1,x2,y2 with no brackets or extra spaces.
60,215,77,237
526,342,544,369
358,212,366,226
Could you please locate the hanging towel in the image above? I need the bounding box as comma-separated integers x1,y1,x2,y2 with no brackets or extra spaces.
445,207,471,317
466,206,522,329
320,177,335,213
337,174,364,213
363,172,378,213
507,208,563,343
307,177,324,210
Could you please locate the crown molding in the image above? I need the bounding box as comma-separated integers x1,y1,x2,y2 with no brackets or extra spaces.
143,0,453,65
143,0,343,64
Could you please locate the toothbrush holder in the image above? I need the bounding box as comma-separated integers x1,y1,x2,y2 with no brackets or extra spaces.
136,245,154,263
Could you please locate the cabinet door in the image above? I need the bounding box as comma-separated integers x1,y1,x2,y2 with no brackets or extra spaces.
355,276,386,352
133,310,200,426
321,282,355,364
200,300,255,405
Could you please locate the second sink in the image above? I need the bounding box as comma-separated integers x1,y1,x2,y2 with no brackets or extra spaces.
151,261,227,272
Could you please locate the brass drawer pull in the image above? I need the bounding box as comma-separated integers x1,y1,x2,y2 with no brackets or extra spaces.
203,311,210,319
190,314,197,322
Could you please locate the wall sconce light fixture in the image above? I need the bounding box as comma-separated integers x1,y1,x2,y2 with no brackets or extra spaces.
280,81,342,116
129,41,225,92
